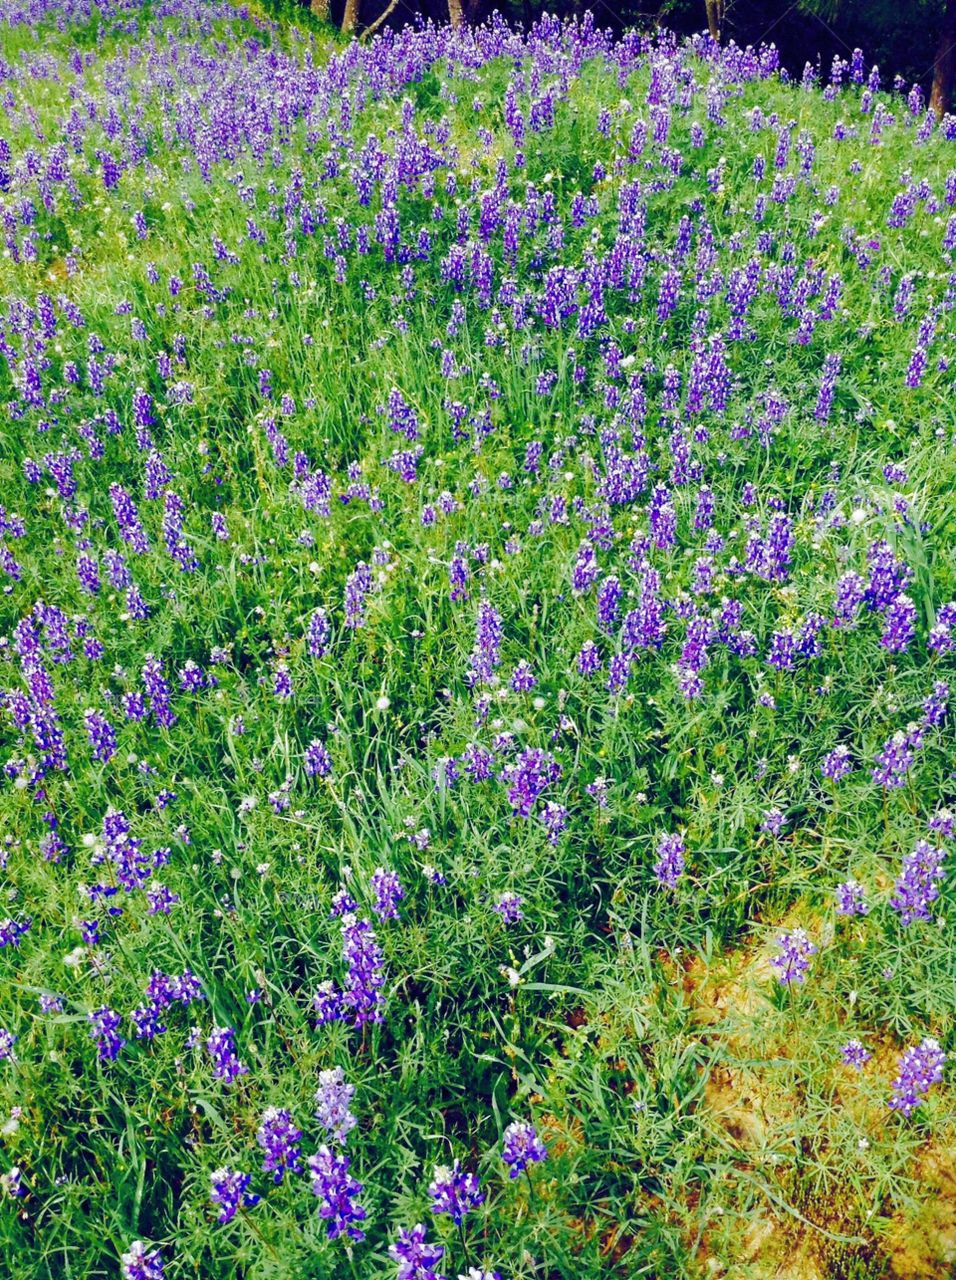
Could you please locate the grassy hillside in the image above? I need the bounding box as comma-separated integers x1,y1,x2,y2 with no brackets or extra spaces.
0,3,954,1277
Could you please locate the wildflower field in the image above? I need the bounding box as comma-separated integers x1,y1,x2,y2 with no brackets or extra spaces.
0,2,955,1276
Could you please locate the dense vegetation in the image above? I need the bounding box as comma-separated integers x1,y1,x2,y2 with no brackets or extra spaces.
284,0,956,121
0,2,954,1277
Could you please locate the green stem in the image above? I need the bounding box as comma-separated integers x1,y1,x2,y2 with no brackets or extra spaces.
457,1219,471,1269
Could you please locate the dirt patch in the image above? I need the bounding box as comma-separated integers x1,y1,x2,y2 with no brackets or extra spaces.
884,1143,956,1278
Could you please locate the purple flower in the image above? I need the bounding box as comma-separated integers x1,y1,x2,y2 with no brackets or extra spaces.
428,1159,484,1224
576,640,602,677
0,917,31,949
653,833,686,889
922,681,949,728
501,1121,548,1177
371,867,405,921
344,562,373,629
493,892,524,924
309,1145,367,1241
470,600,502,685
745,513,794,584
120,1241,165,1280
315,1067,357,1144
839,1039,871,1070
831,572,865,628
331,889,359,918
499,748,561,818
770,930,817,985
341,914,386,1026
305,739,333,778
657,266,680,323
881,594,917,652
539,800,569,846
110,484,150,554
387,445,425,484
142,655,176,729
312,980,346,1025
307,608,331,658
928,809,955,842
89,1007,124,1061
385,387,420,441
865,541,912,612
928,602,956,652
596,576,623,631
760,808,786,838
84,709,117,763
821,745,853,782
890,840,946,926
872,725,923,789
162,491,198,572
835,880,868,917
0,1030,16,1062
273,663,293,701
257,1108,303,1184
509,661,536,693
210,1167,259,1224
888,1037,946,1117
178,661,206,694
206,1026,248,1084
390,1223,446,1280
814,352,840,422
76,553,100,596
461,743,496,783
146,884,179,915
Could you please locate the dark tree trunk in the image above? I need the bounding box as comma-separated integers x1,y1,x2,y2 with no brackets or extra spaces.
704,0,722,42
930,0,956,118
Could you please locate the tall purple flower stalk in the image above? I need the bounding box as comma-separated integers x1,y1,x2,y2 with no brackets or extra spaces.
257,1108,303,1184
344,562,373,629
888,1038,946,1116
501,1121,548,1177
210,1168,259,1224
653,832,686,888
341,914,386,1026
470,599,502,685
121,1242,165,1280
890,840,946,925
428,1159,484,1224
770,930,816,985
315,1067,357,1144
206,1026,248,1084
390,1224,445,1280
308,1146,367,1241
